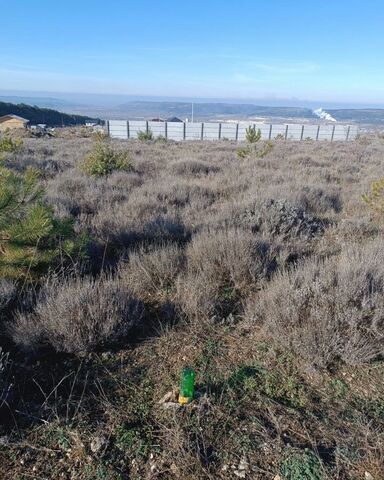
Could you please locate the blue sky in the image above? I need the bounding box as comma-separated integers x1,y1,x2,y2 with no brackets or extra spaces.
1,0,384,104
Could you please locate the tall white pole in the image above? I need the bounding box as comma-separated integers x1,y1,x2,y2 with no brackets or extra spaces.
192,102,194,123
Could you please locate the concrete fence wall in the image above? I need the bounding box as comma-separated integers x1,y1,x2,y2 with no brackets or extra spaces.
107,120,359,142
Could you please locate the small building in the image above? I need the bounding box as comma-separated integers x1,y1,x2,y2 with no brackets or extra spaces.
167,116,183,122
0,114,29,131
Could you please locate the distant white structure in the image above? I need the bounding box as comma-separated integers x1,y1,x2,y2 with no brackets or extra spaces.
313,108,337,122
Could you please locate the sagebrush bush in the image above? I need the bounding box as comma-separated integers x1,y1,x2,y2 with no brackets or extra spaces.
249,239,384,368
177,229,271,319
0,279,16,312
82,142,132,176
242,199,324,240
119,244,184,304
172,160,219,177
0,347,11,407
295,185,342,214
10,274,144,355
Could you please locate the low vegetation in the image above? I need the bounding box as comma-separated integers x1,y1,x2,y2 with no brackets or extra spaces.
0,166,80,278
0,135,23,153
0,133,383,479
81,140,132,176
137,128,154,141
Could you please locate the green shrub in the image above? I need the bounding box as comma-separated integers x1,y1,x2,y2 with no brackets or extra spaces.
237,146,251,159
245,125,261,143
0,136,23,153
82,142,132,177
0,166,81,278
137,129,154,141
280,448,323,480
275,133,286,140
237,141,274,160
362,177,384,214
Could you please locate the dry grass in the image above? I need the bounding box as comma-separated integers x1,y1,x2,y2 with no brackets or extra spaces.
0,134,384,479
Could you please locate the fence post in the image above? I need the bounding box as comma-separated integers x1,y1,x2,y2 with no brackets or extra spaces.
316,125,320,141
218,122,222,140
183,122,186,140
127,121,130,139
165,121,168,140
146,121,149,135
235,123,239,141
285,124,289,140
331,124,336,141
346,125,351,141
300,125,304,141
201,123,204,140
268,124,272,140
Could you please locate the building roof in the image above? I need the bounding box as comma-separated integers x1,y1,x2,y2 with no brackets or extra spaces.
167,116,183,122
0,114,30,123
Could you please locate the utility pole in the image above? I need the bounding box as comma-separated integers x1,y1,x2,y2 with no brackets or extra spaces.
191,102,194,123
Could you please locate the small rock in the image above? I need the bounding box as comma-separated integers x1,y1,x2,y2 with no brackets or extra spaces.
162,401,181,411
234,470,246,478
90,436,106,454
365,473,374,480
158,391,174,404
274,475,282,480
238,456,249,471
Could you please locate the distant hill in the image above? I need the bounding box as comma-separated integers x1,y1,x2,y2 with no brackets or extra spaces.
115,101,318,121
0,102,101,127
112,101,384,125
329,109,384,125
0,96,73,109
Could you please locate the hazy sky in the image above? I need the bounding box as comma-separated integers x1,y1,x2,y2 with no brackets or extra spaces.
2,0,384,103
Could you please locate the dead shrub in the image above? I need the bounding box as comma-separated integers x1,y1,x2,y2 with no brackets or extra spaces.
176,229,271,319
248,239,384,368
10,274,144,355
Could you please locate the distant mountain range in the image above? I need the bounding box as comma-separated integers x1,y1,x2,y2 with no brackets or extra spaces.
0,102,101,127
114,101,318,121
1,95,384,126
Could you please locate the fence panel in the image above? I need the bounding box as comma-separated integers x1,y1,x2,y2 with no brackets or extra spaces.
128,121,147,138
220,123,238,140
166,122,184,140
271,124,287,139
108,120,358,142
148,121,166,137
108,120,128,139
203,122,220,140
185,122,203,140
303,125,319,140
